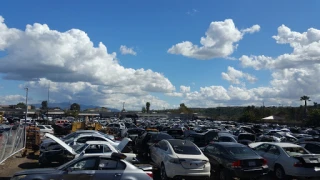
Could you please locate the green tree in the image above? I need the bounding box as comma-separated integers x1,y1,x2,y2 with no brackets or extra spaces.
146,102,150,114
314,102,318,108
70,103,81,111
16,102,26,109
141,106,146,113
41,101,48,110
300,95,311,118
307,109,320,126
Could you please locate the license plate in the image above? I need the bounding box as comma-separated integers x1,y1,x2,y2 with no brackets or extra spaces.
248,161,256,166
315,167,320,171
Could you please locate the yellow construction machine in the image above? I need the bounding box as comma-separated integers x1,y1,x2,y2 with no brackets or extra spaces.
71,121,102,132
0,112,3,124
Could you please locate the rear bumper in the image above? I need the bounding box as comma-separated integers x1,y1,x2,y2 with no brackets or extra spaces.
165,163,210,179
229,166,269,179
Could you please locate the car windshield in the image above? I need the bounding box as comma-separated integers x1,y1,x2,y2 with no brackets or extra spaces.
103,134,115,142
74,144,88,154
225,147,257,156
172,145,201,155
283,147,309,156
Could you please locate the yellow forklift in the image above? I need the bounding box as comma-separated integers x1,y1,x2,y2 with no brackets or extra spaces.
71,116,102,132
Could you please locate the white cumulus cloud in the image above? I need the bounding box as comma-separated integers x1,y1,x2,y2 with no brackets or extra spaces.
0,16,175,109
167,19,260,60
0,95,25,105
119,45,137,56
221,66,257,84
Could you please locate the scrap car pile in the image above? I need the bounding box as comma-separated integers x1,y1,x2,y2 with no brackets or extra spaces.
10,119,320,180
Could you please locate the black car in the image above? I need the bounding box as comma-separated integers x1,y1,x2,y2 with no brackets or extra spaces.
202,142,269,180
184,130,219,148
134,131,173,158
298,141,320,154
167,128,186,139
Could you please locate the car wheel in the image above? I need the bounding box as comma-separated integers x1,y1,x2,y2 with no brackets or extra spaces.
219,169,231,180
274,165,286,180
160,164,170,180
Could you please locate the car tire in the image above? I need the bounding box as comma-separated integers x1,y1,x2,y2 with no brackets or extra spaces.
160,164,171,180
274,165,286,180
219,168,231,180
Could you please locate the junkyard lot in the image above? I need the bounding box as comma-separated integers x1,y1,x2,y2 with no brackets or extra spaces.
0,153,308,180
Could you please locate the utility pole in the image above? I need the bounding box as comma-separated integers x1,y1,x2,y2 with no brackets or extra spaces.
47,82,50,124
25,87,28,124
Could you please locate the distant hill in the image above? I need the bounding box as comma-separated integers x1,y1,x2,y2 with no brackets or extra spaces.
32,102,120,112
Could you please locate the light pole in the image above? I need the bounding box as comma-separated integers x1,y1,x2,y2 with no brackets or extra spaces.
24,87,28,124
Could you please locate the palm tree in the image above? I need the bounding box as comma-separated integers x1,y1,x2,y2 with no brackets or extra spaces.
300,95,311,118
146,102,150,114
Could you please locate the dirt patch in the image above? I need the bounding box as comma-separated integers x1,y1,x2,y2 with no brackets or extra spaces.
0,153,38,178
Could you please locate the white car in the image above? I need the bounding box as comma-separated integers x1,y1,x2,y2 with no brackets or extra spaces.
249,142,320,179
37,125,54,137
68,133,120,147
44,133,137,163
150,139,210,180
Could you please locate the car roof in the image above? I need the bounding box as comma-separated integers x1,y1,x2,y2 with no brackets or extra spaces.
76,133,105,138
298,141,320,145
212,142,246,147
263,142,301,148
76,130,99,133
85,141,112,145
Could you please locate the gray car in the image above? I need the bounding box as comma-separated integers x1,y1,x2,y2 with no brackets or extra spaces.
11,153,153,180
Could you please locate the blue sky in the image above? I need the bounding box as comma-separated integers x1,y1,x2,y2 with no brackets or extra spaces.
0,0,320,110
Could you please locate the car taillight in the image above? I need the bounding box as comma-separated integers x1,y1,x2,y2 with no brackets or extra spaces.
231,160,242,168
263,159,267,165
145,171,153,178
294,161,303,167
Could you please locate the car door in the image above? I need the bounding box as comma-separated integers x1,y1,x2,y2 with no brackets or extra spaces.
63,157,98,180
204,144,221,173
263,145,280,169
136,132,147,152
93,158,126,180
157,141,169,165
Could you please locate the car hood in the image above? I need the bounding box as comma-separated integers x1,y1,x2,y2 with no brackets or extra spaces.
117,137,131,152
44,133,76,155
14,168,58,176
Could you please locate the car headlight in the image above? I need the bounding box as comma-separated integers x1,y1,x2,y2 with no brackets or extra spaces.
11,175,26,180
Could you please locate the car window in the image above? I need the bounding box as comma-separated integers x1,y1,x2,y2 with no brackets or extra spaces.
37,126,45,129
69,157,98,170
94,137,106,141
266,145,280,155
171,143,201,155
103,145,112,153
85,145,104,154
254,144,270,152
205,145,221,155
99,159,126,170
305,143,320,154
283,147,309,156
225,146,257,156
77,137,94,143
219,136,234,142
159,141,168,151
